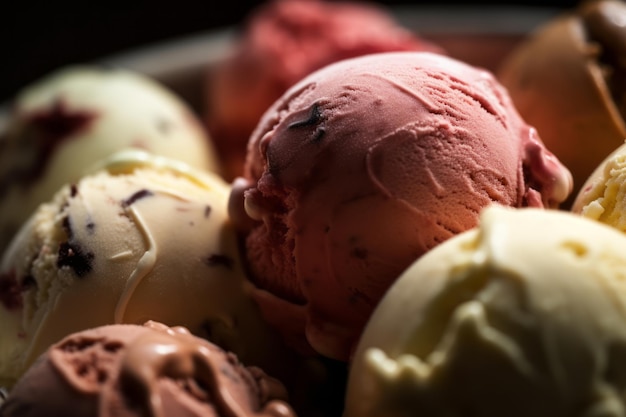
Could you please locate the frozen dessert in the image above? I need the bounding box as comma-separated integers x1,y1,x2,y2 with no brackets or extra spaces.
572,140,626,229
0,321,295,417
0,65,220,253
497,0,626,206
345,205,626,417
229,51,573,361
0,150,288,388
205,0,444,180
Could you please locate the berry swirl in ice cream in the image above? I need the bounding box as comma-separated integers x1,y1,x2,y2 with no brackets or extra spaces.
0,66,221,254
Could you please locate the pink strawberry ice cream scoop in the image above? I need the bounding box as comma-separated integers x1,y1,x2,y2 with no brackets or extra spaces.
206,0,444,180
229,51,573,361
0,321,295,417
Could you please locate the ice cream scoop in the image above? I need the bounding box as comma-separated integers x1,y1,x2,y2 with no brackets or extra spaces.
0,321,295,417
205,0,444,180
0,65,220,253
497,0,626,207
229,51,573,361
0,150,286,388
345,205,626,417
572,139,626,229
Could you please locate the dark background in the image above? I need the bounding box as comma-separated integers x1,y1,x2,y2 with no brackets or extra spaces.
1,0,581,103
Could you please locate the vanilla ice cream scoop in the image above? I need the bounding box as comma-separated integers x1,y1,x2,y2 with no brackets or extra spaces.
0,65,220,252
573,140,626,231
229,51,572,361
0,150,286,388
345,205,626,417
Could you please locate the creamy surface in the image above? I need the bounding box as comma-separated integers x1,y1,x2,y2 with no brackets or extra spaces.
0,322,295,417
573,140,626,230
345,205,626,417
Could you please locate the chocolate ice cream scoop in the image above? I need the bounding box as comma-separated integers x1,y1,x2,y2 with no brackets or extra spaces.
498,0,626,206
0,321,295,417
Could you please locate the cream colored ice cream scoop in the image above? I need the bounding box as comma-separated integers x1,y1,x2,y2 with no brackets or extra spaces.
0,150,284,388
572,140,626,232
345,205,626,417
0,65,220,253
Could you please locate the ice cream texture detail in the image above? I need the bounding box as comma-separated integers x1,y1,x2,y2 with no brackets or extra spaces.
0,321,295,417
345,205,626,417
0,150,283,387
573,140,626,231
206,0,444,180
230,51,573,361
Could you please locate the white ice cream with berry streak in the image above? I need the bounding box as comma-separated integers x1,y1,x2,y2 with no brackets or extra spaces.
0,150,284,388
0,65,220,253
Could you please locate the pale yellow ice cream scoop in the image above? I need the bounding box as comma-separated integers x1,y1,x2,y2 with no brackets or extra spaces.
0,150,283,388
345,205,626,417
573,140,626,231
